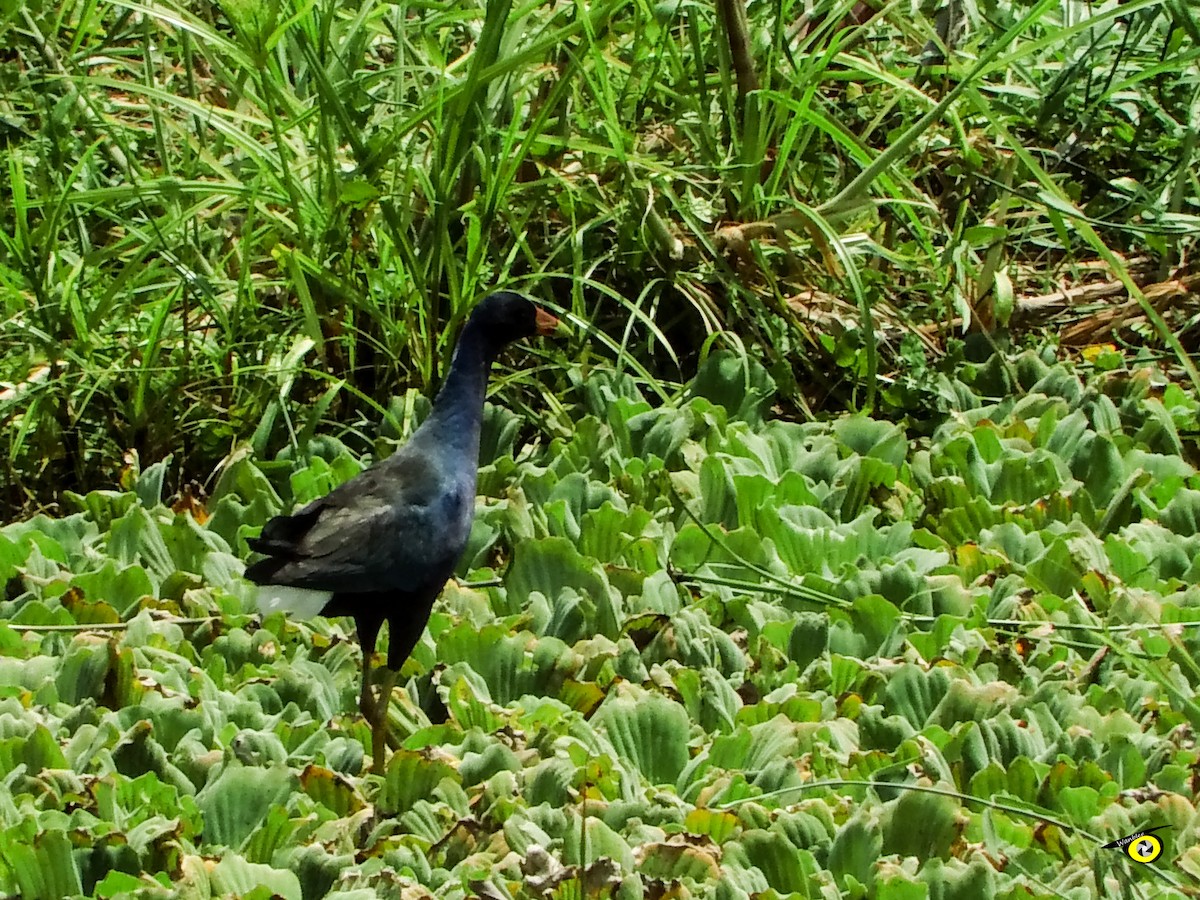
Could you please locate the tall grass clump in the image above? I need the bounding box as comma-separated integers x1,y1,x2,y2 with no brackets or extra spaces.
0,0,1196,514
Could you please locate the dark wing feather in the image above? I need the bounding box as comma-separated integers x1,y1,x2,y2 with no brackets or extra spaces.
245,451,462,594
246,501,324,558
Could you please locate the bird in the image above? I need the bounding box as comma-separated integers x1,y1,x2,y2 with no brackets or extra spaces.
243,291,560,771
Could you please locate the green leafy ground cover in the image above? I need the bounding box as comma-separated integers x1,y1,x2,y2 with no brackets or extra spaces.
4,350,1200,898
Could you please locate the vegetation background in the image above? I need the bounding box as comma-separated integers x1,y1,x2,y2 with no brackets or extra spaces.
2,0,1195,516
1,0,1200,897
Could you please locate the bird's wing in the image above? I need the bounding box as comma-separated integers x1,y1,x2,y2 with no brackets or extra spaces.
245,451,462,594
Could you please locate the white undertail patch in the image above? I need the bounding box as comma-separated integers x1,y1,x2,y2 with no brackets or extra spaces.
256,585,334,620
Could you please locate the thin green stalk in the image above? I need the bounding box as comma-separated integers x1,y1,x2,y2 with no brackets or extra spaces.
6,617,220,633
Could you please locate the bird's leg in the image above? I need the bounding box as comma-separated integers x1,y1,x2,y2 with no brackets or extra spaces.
358,663,376,723
353,614,388,771
369,666,399,774
357,663,390,774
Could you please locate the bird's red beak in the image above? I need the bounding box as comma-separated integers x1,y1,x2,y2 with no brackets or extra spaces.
535,307,561,337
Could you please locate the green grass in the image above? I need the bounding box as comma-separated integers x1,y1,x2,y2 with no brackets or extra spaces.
2,0,1197,513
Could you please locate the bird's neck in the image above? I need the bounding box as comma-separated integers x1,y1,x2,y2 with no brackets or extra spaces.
423,324,496,463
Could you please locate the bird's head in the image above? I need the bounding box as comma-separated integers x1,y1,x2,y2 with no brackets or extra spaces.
469,291,561,349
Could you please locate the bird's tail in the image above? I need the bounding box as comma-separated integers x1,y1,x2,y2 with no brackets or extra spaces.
254,584,335,620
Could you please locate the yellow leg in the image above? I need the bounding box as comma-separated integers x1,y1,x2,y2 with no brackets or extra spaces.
358,664,375,723
367,667,399,774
